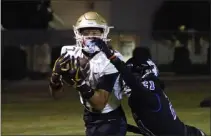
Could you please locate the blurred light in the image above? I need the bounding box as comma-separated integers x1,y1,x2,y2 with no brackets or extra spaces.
179,25,186,31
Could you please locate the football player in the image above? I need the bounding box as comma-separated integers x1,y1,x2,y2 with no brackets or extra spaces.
49,11,128,136
93,38,206,136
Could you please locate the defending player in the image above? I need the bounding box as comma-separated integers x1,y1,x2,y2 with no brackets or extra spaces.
49,11,128,136
93,38,206,136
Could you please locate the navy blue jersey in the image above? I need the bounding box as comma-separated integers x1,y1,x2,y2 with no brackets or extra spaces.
128,74,185,135
109,57,205,136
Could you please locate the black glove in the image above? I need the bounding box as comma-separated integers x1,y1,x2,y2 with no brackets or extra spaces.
67,56,87,87
49,52,70,99
69,56,94,100
91,38,114,59
50,52,70,84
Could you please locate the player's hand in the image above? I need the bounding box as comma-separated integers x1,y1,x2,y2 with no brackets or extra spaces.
51,52,70,84
68,56,87,87
91,38,114,59
53,51,71,74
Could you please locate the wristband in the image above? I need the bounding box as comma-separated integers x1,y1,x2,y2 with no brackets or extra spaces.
109,55,120,64
109,55,116,60
76,84,95,100
51,72,61,83
49,79,63,90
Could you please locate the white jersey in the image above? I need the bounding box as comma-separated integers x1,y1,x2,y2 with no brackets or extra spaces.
61,45,124,113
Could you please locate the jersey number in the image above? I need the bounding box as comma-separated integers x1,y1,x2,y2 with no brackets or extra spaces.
142,81,155,90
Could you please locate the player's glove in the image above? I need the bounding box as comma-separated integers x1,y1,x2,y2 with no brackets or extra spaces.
68,56,94,100
49,52,70,99
50,52,70,86
91,38,115,59
67,56,87,87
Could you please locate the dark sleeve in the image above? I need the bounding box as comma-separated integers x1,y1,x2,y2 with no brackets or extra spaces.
110,57,148,93
96,73,119,93
110,57,163,111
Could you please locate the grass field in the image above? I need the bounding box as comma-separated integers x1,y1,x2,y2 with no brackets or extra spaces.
1,80,211,135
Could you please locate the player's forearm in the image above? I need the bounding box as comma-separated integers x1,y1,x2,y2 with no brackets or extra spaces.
110,57,145,91
110,57,157,98
76,84,107,111
110,60,162,110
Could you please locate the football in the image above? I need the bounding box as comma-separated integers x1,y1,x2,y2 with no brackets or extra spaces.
78,57,89,70
78,57,90,77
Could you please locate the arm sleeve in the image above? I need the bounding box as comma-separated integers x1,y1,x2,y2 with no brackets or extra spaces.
96,73,119,93
110,57,148,93
110,57,163,111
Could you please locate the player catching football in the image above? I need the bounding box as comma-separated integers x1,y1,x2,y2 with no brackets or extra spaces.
49,11,129,136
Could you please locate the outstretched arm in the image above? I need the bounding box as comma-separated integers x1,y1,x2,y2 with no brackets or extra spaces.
92,38,148,93
92,39,162,111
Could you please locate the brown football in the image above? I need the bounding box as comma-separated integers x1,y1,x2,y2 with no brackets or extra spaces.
78,57,90,72
62,57,90,85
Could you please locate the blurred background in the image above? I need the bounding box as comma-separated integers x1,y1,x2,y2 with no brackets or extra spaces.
1,0,211,135
2,0,211,79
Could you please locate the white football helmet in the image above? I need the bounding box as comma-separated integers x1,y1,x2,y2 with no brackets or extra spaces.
73,11,113,54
